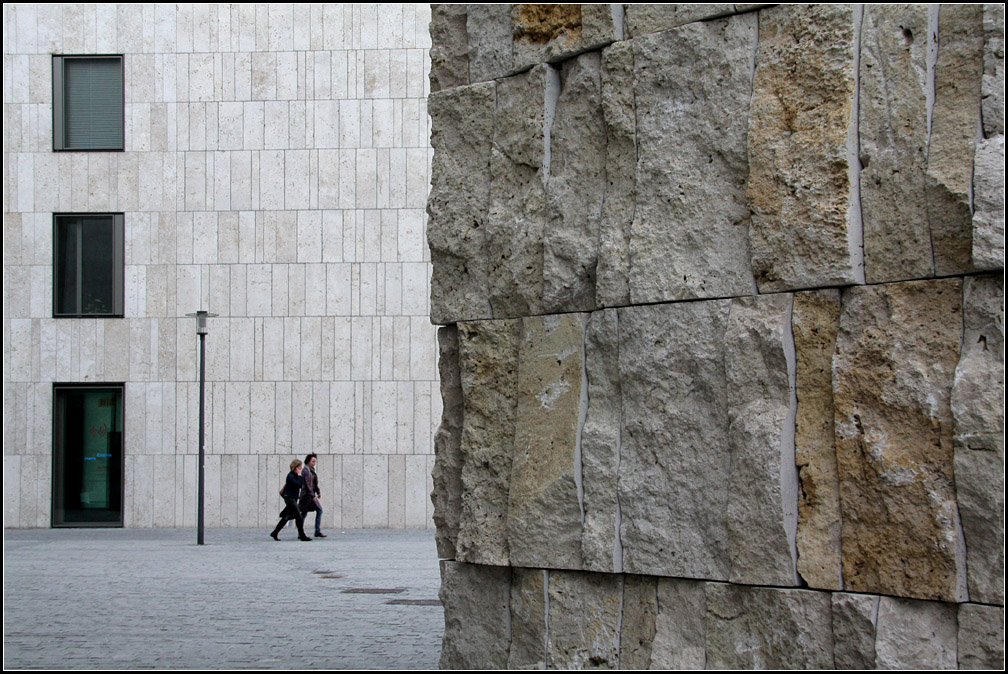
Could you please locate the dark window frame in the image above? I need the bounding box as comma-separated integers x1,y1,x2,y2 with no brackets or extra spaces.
52,213,125,318
52,54,125,152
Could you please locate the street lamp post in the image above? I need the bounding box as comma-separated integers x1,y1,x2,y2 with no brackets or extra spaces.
186,310,217,545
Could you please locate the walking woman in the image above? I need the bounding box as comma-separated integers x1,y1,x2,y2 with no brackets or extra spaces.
270,459,312,541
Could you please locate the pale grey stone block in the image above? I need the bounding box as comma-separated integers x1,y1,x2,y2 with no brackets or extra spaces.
429,5,469,92
362,455,389,527
508,568,547,669
831,592,879,669
619,575,658,670
957,603,1005,669
875,596,957,670
439,561,511,669
983,4,1005,137
547,570,621,669
971,135,1005,271
651,578,707,670
624,4,735,37
466,4,512,83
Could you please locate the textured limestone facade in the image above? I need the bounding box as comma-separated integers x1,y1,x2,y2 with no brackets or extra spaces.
429,4,1005,670
3,4,438,530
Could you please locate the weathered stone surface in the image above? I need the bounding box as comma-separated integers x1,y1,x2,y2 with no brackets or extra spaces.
705,584,834,669
432,326,463,560
439,561,511,669
927,3,984,276
466,4,513,84
542,52,605,314
747,4,863,291
624,4,734,37
508,567,547,669
595,41,634,308
618,301,731,581
792,289,842,590
874,596,957,670
427,81,494,324
618,575,657,670
983,4,1005,137
831,592,879,669
547,570,621,669
957,603,1005,670
725,293,798,586
455,319,520,566
629,15,757,304
651,578,707,670
429,5,469,93
834,280,966,601
508,314,586,570
487,65,551,319
972,135,1005,271
580,308,621,573
513,4,581,71
952,274,1005,605
859,4,934,283
580,5,623,48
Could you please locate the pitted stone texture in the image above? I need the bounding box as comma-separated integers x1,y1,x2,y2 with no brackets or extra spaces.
429,5,469,92
624,4,734,37
957,604,1005,670
513,4,582,71
725,293,798,586
952,274,1005,605
455,319,520,566
859,4,934,283
466,4,513,84
543,52,605,314
972,135,1005,271
439,561,511,670
546,570,621,669
983,4,1005,137
432,326,463,560
927,3,984,276
629,15,757,304
834,280,965,602
487,65,550,319
595,41,635,309
618,301,731,581
792,289,843,590
618,575,657,670
747,4,863,291
508,568,548,670
704,583,834,669
508,314,586,570
874,596,957,670
580,309,621,573
427,82,495,325
651,578,707,670
831,592,880,670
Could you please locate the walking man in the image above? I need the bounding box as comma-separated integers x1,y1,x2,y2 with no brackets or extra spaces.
299,453,326,538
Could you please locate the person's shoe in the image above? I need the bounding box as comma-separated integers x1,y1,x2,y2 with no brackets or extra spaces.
270,531,280,541
315,532,326,538
299,535,312,541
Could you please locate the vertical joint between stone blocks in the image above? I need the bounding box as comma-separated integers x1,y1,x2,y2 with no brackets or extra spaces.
849,5,866,286
543,63,561,181
783,293,800,584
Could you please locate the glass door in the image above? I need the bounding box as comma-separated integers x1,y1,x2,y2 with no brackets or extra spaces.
52,385,123,526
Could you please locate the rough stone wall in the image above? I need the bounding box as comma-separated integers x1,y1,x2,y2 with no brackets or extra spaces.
427,4,1004,670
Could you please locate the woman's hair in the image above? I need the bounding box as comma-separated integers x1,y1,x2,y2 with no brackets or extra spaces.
305,452,317,463
290,459,303,471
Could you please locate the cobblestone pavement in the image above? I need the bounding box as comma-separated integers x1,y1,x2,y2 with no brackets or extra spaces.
3,528,444,670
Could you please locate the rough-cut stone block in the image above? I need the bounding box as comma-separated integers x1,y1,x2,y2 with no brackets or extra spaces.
508,567,547,669
429,5,469,92
747,4,863,291
630,15,757,304
624,4,734,37
982,4,1005,137
508,314,586,570
466,4,513,83
874,596,957,670
487,65,551,318
957,604,1005,670
432,326,463,560
580,309,620,573
952,274,1005,605
543,52,605,313
547,570,621,669
455,319,520,566
859,4,934,283
725,293,798,586
511,5,622,73
619,575,657,670
595,41,634,308
427,81,495,324
618,301,731,581
831,592,879,669
439,561,511,669
651,578,707,670
705,584,834,669
792,289,843,590
972,135,1005,271
927,4,984,276
834,280,966,601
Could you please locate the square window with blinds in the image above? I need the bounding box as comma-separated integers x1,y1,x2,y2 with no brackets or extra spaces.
52,55,124,151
